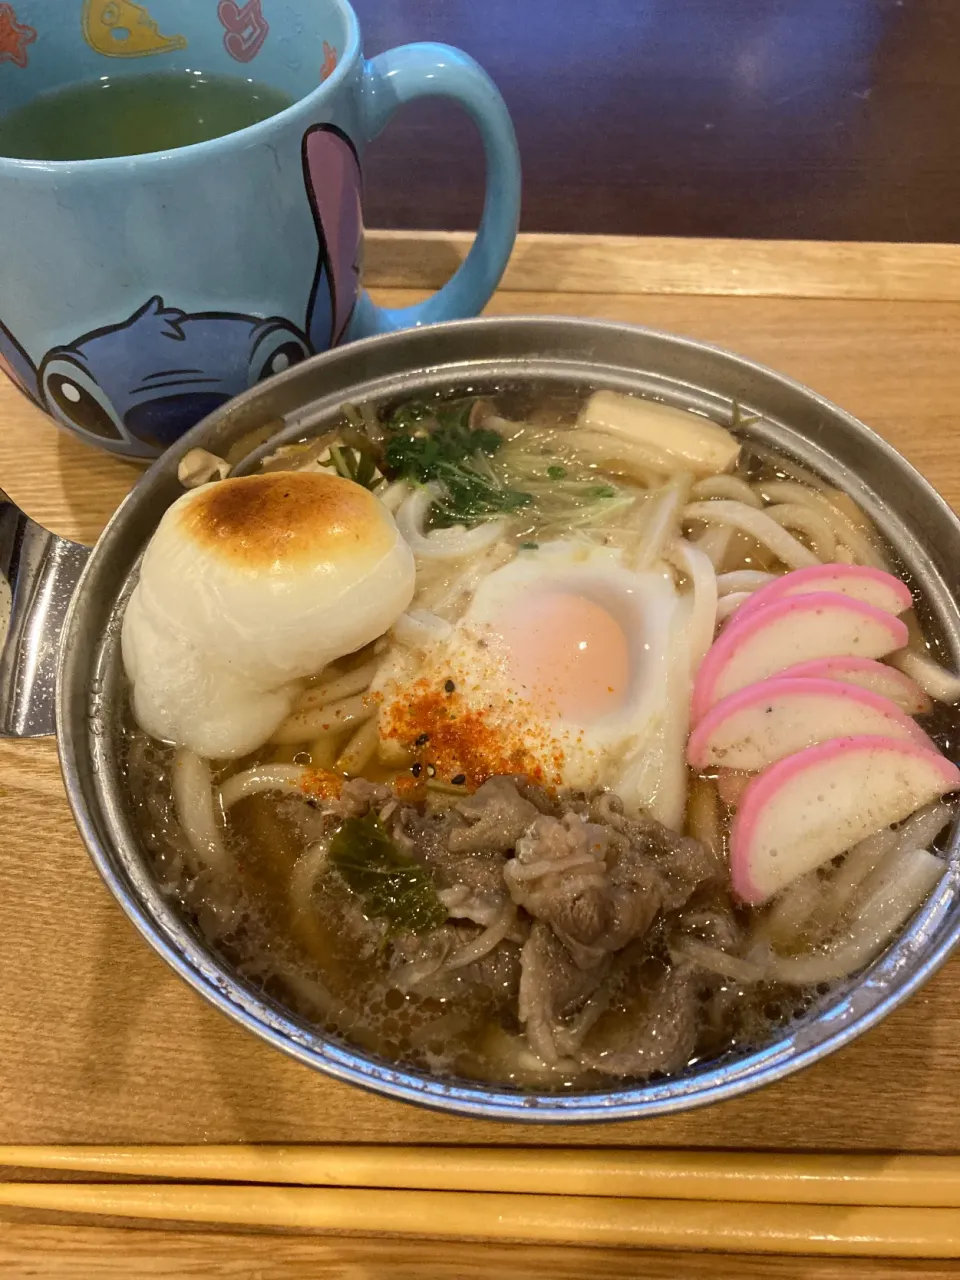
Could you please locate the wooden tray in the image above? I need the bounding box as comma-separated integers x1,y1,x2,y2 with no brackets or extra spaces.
3,234,960,1275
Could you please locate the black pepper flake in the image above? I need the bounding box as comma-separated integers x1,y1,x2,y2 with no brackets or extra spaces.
451,774,466,786
426,764,437,778
411,762,423,778
414,733,431,747
444,679,456,693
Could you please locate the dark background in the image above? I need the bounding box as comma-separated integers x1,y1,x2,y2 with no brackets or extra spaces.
354,0,958,240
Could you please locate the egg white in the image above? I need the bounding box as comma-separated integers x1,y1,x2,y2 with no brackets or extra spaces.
377,540,689,816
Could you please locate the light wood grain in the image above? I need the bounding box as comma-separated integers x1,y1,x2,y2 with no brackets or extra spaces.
366,231,960,301
5,1224,958,1280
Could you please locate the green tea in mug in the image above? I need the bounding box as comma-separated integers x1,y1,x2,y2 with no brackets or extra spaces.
0,70,296,161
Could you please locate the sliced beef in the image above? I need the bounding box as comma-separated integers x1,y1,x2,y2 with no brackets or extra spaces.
448,777,540,853
333,778,393,817
587,792,722,911
505,774,562,817
389,925,456,992
310,773,721,1080
506,812,663,968
579,961,700,1078
517,922,608,1063
668,891,744,952
391,804,511,926
389,922,522,1011
470,938,523,1008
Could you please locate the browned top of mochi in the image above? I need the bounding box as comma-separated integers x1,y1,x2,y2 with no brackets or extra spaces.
178,471,393,570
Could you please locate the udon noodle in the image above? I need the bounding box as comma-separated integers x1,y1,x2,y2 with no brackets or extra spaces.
124,383,960,1087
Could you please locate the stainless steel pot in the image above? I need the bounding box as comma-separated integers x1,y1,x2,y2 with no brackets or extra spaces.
4,316,959,1122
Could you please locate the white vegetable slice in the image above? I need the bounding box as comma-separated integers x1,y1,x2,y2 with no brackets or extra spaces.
682,501,819,571
890,648,960,705
396,486,508,561
578,390,739,475
765,848,944,986
218,764,310,810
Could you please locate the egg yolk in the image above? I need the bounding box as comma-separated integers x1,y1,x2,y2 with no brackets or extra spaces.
490,591,630,723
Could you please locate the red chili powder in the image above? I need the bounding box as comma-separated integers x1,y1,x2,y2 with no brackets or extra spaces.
379,678,566,792
393,774,428,802
301,767,344,800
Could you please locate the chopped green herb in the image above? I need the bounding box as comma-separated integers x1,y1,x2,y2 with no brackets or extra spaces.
546,464,567,480
329,812,445,935
381,397,532,527
520,541,539,550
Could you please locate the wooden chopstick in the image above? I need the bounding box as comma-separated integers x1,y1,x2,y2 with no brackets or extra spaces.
1,1181,960,1256
0,1146,958,1208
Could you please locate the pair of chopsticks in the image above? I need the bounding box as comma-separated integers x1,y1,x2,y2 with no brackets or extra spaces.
1,1145,960,1256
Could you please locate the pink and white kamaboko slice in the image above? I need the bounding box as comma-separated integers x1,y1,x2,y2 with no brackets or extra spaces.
730,736,960,903
730,564,912,627
776,655,932,716
687,676,931,772
691,592,909,722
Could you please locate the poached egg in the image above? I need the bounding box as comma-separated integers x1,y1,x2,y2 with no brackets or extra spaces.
377,540,685,815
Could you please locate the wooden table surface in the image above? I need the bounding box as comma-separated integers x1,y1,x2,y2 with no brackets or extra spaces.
4,234,960,1274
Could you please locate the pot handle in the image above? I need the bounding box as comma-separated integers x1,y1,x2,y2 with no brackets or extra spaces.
0,489,90,738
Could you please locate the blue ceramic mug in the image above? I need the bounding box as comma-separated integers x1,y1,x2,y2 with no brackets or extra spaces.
0,0,520,457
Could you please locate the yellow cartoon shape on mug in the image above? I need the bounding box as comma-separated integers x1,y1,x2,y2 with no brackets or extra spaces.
82,0,187,57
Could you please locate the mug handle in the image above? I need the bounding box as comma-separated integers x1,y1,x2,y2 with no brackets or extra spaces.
349,42,521,338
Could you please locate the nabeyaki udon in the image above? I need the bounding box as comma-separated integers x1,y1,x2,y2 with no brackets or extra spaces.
122,388,960,1084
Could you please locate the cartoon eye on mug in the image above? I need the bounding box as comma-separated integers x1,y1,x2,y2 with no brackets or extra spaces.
248,321,310,383
39,356,126,443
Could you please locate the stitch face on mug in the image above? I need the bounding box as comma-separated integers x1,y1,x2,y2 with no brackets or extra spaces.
39,299,311,449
